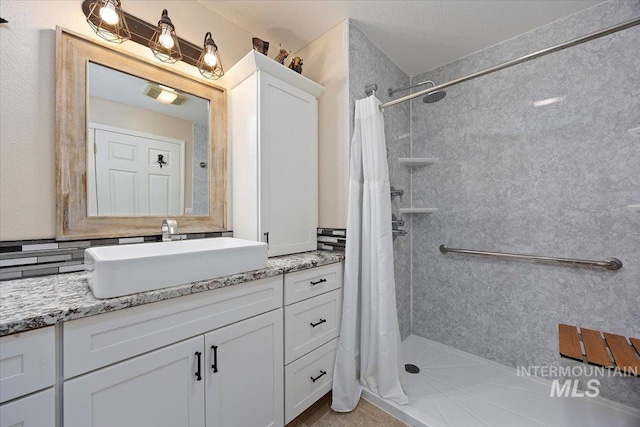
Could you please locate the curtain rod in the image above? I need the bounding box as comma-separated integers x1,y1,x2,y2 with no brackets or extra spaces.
379,16,640,110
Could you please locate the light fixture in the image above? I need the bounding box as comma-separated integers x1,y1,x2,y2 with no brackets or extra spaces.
533,96,566,107
149,9,182,64
143,83,189,105
85,0,130,44
196,32,224,80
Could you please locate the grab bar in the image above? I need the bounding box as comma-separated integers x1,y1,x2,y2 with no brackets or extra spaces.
439,245,622,270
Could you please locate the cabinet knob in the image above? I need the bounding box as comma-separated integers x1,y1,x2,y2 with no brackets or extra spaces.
311,370,327,383
195,352,202,381
310,318,327,328
211,345,219,373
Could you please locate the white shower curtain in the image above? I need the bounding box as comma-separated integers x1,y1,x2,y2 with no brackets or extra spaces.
331,95,408,412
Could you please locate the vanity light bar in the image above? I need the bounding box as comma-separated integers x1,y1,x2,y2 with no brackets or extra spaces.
81,0,214,72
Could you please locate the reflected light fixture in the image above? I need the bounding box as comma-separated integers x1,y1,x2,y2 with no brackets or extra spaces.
149,9,182,64
196,32,224,80
533,95,566,107
85,0,130,43
144,83,189,105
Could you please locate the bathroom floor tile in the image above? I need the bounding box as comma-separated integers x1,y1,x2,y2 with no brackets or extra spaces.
287,392,409,427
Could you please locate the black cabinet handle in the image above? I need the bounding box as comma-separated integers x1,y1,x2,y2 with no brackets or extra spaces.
310,318,327,328
311,370,327,383
195,352,202,381
211,345,218,373
264,232,269,247
310,278,327,286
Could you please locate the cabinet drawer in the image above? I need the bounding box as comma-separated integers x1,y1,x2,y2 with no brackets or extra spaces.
0,327,55,403
64,275,283,379
285,337,337,424
284,289,342,364
0,388,55,427
284,262,343,305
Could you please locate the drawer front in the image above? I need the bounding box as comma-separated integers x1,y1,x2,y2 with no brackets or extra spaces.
284,263,343,305
0,327,55,403
0,388,55,427
64,275,283,379
284,289,342,364
285,338,338,424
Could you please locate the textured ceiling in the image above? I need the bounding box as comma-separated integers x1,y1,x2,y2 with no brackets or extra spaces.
197,0,602,76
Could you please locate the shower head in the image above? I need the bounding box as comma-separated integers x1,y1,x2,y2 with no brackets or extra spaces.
423,90,446,104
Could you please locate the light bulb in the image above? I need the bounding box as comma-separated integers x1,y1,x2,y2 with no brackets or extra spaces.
159,25,174,49
99,1,119,26
204,49,217,67
157,89,178,104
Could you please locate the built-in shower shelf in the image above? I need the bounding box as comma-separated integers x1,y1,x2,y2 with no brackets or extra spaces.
627,204,640,211
398,158,439,166
399,208,438,214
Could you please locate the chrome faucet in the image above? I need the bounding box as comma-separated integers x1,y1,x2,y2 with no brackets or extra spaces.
161,219,185,242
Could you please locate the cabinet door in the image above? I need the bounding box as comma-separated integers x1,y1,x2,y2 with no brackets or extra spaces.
259,72,318,256
205,309,283,427
0,388,55,427
64,336,205,427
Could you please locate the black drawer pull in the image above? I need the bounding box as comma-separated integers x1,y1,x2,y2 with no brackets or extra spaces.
310,278,327,286
311,370,327,383
195,352,202,381
310,318,327,328
211,345,218,373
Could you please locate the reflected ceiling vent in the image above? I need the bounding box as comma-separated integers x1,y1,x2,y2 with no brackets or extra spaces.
143,83,189,105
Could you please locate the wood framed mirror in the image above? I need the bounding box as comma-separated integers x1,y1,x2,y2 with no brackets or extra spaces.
56,27,226,240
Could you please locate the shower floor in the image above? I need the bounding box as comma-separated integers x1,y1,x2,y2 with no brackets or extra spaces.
362,335,640,427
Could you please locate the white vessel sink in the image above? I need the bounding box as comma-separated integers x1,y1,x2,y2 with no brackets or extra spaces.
85,238,268,299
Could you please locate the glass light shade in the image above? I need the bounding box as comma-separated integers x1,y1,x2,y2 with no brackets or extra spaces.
149,9,182,64
196,32,224,80
85,0,130,44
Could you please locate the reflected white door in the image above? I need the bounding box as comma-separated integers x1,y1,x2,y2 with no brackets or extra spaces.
92,125,184,216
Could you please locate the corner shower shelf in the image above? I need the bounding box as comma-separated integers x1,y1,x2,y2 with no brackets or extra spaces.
627,204,640,211
399,208,438,214
398,158,439,166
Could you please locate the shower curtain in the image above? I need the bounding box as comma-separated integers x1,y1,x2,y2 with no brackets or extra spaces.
331,95,408,412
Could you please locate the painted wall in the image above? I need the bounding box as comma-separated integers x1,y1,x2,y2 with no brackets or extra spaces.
88,96,196,211
292,20,347,229
348,22,412,340
410,0,640,407
0,0,253,240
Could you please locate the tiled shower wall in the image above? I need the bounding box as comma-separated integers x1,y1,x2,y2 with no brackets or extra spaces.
348,22,412,340
410,0,640,407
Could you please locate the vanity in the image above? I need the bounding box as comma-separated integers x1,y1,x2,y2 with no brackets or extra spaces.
0,252,344,427
0,20,337,426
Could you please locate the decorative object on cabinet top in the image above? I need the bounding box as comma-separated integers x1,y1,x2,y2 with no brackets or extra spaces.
288,56,303,74
275,47,290,65
0,251,344,337
252,37,270,55
221,50,323,97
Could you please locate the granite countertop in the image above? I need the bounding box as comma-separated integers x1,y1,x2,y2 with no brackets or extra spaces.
0,250,344,337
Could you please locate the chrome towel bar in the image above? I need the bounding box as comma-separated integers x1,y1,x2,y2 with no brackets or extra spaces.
439,245,622,270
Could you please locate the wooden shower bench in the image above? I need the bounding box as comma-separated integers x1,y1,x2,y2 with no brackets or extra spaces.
558,324,640,376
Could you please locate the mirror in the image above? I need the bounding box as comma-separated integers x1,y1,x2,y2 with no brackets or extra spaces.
87,63,210,216
56,27,227,240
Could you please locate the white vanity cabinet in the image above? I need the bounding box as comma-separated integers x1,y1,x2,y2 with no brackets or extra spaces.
227,51,324,257
63,276,284,427
0,326,56,427
283,262,343,424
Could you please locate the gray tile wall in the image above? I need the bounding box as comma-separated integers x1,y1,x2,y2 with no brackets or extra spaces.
349,22,412,340
409,0,640,407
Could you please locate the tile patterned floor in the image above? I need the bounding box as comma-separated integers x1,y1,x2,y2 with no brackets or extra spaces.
287,392,409,427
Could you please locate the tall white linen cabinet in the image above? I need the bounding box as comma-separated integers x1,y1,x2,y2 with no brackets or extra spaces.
226,51,324,256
